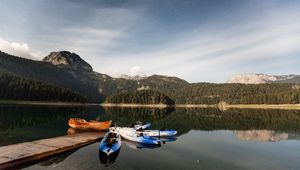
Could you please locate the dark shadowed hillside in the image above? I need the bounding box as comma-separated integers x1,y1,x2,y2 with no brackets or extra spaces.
0,69,86,102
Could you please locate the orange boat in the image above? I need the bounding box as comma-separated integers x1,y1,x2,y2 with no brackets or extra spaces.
68,118,112,131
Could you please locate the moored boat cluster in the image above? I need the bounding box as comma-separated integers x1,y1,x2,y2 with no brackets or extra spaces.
68,118,177,165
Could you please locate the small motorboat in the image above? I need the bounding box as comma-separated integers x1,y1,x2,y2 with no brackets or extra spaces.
68,118,112,131
136,130,177,137
99,128,122,156
118,127,161,146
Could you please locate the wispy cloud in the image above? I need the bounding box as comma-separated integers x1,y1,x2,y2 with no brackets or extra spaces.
98,4,300,82
1,1,300,82
0,37,42,60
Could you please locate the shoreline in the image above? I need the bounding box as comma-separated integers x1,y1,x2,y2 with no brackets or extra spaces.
99,103,300,110
226,104,300,110
1,100,300,110
0,100,99,106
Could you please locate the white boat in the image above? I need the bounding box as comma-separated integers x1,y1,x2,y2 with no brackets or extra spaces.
118,127,161,146
136,130,177,137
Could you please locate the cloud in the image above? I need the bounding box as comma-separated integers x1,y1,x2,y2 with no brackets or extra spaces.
129,65,144,76
96,4,300,82
0,37,42,60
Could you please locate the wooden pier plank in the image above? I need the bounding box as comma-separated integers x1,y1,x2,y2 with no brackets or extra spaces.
0,132,104,169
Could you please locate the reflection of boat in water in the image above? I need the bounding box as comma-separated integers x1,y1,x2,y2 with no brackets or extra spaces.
153,136,177,142
67,127,86,135
233,130,289,142
99,128,121,155
68,118,112,131
99,148,121,167
123,136,177,149
123,140,161,149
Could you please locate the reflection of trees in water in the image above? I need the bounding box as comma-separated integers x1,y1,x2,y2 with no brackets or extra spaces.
0,105,87,131
103,107,300,136
0,105,106,146
2,105,300,145
102,107,175,127
151,108,300,135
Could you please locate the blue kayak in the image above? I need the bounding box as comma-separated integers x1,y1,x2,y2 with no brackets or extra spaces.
99,129,121,156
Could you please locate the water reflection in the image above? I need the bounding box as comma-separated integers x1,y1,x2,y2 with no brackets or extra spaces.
37,149,79,167
1,105,300,146
99,149,121,167
122,140,161,150
234,130,289,142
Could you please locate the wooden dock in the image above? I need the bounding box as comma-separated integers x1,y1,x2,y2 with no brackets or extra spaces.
0,132,105,169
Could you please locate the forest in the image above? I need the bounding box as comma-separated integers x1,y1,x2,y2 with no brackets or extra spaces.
171,83,300,104
0,70,86,102
105,90,175,105
106,83,300,105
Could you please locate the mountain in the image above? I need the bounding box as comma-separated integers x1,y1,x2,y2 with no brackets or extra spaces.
0,50,188,103
227,74,299,84
119,74,146,81
1,50,300,104
0,50,106,102
43,51,93,71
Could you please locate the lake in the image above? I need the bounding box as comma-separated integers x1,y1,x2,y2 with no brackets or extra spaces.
1,104,300,169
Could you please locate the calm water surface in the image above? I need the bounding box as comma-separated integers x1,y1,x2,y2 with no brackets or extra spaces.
0,104,300,170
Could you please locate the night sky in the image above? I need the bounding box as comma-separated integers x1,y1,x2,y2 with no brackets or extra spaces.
0,0,300,82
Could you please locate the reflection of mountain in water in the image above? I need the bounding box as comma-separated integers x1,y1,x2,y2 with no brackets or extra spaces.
233,130,289,142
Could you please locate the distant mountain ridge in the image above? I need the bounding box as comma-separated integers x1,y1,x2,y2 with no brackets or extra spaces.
0,50,188,103
1,50,300,104
227,73,299,84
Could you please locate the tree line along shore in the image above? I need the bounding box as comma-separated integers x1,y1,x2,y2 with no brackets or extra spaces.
1,68,300,109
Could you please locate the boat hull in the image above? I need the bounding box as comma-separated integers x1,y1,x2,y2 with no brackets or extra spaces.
138,130,177,137
99,130,122,155
68,118,112,131
119,128,161,146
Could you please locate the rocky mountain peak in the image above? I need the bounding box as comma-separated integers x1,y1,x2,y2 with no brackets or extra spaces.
43,51,93,71
227,73,296,84
119,74,147,81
